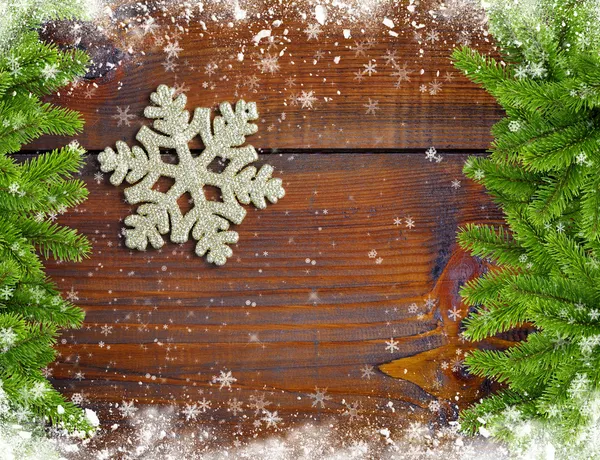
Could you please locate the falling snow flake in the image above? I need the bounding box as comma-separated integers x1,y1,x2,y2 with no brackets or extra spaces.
428,79,443,95
448,305,462,321
112,106,136,127
360,365,376,379
308,387,332,408
212,370,237,390
119,400,138,418
342,401,361,421
362,60,378,76
65,286,79,302
163,41,183,59
382,49,397,66
392,64,412,87
385,337,399,353
304,23,322,40
261,409,282,428
197,397,212,412
41,63,59,80
227,398,244,415
181,403,201,421
363,98,380,115
255,54,280,74
298,90,317,109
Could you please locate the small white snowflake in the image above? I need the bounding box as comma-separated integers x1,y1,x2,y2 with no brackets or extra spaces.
425,147,437,162
425,30,439,43
363,98,380,115
0,286,14,300
7,182,20,195
424,295,437,309
261,409,282,428
163,41,183,59
428,399,441,412
248,394,271,415
428,79,443,95
528,62,547,79
341,401,361,421
448,305,462,321
119,400,138,417
298,90,317,109
212,370,237,390
353,41,368,57
385,337,399,353
112,106,136,127
473,169,485,180
304,23,322,40
308,387,332,408
508,120,521,132
256,53,280,74
227,397,244,415
392,63,412,87
382,49,397,65
41,63,59,80
0,327,17,352
362,60,378,76
360,365,376,379
197,397,212,412
181,403,201,421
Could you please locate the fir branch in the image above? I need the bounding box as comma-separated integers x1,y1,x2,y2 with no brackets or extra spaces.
458,223,525,266
451,46,512,93
580,174,600,241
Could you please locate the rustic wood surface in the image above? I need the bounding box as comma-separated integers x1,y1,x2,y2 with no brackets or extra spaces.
31,2,502,152
41,152,505,428
23,0,513,439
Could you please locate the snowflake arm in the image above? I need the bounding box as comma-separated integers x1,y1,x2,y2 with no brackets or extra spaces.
123,203,169,251
192,214,239,265
197,100,259,151
233,164,285,209
144,84,204,143
98,141,154,186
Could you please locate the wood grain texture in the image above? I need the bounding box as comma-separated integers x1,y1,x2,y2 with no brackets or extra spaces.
39,152,505,427
27,1,503,152
18,1,519,437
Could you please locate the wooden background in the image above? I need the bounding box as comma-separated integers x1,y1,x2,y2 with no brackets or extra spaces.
29,1,511,436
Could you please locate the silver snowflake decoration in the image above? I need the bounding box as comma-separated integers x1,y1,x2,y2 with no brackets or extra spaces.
99,85,285,265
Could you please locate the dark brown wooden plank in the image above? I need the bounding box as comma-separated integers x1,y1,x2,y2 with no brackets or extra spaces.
29,2,502,151
39,152,503,427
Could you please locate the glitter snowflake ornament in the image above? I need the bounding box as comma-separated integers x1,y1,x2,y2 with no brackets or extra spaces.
99,85,285,265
